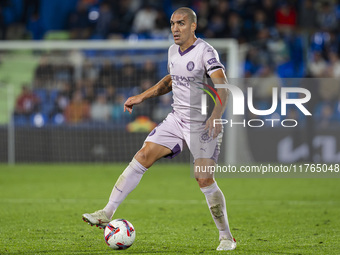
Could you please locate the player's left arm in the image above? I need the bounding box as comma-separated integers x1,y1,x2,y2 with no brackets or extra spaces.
205,69,229,138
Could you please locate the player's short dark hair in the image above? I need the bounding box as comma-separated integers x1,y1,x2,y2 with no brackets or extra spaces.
173,7,197,24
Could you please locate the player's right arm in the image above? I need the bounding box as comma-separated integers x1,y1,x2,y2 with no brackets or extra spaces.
124,74,172,114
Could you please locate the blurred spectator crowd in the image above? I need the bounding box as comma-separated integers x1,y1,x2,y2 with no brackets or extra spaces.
13,51,172,130
5,0,340,129
1,0,340,42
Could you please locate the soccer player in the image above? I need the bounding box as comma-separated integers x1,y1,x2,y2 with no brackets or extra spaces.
82,7,236,251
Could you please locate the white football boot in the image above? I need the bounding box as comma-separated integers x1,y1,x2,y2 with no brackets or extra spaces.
82,210,110,229
217,237,237,251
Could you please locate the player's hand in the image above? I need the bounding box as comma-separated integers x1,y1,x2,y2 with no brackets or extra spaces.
205,114,222,139
124,95,143,114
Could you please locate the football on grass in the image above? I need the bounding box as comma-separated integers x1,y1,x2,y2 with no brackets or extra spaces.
104,219,135,250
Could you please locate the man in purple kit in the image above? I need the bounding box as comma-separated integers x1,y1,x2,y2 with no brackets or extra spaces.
83,7,236,251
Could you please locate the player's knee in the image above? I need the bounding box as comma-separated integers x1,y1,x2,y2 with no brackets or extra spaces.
196,178,214,188
135,148,153,168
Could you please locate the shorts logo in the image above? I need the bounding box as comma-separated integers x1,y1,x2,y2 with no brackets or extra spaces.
187,61,195,71
207,58,217,65
199,130,213,143
148,129,156,136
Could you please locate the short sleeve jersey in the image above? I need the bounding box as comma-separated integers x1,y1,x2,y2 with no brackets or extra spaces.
168,38,225,122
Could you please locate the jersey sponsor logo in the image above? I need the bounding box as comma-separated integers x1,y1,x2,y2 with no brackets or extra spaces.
186,61,195,71
175,81,190,87
171,75,195,82
171,75,195,87
207,58,217,65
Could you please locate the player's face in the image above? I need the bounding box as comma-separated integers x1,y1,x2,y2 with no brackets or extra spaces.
170,13,195,48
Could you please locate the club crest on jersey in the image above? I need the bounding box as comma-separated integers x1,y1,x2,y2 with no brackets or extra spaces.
187,61,195,71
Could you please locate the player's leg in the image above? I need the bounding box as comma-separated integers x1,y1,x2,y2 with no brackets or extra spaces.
82,142,171,228
195,158,236,251
102,142,171,217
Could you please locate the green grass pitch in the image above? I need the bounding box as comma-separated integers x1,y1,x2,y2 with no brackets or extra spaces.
0,164,339,254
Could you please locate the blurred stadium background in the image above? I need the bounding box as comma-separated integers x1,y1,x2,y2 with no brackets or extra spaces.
0,0,340,163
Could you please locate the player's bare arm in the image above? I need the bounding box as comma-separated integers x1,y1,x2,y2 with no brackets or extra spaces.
205,69,229,138
124,75,172,114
